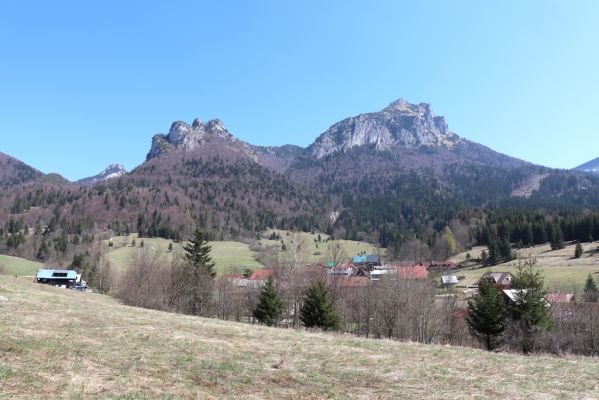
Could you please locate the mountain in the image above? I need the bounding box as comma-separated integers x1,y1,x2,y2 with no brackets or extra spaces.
307,99,462,158
4,98,599,246
287,99,533,193
147,118,257,161
574,157,599,174
76,164,128,187
0,152,44,187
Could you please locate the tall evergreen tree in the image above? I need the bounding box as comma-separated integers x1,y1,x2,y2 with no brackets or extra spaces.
550,224,564,250
183,229,216,278
583,274,598,303
300,280,341,331
509,258,553,353
466,278,508,351
253,275,284,326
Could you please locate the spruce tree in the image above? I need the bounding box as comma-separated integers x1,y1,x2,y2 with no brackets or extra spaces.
509,258,553,353
583,274,598,302
300,280,341,331
550,224,564,250
183,229,216,279
253,275,284,326
574,242,583,259
466,278,508,351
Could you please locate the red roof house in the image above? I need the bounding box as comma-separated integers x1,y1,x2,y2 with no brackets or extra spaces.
249,269,274,281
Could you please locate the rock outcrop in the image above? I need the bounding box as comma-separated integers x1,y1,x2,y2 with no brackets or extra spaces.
146,118,238,160
307,98,463,158
76,164,127,186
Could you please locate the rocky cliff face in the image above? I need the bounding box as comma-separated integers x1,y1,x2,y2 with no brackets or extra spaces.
77,164,127,186
307,99,463,158
146,118,250,160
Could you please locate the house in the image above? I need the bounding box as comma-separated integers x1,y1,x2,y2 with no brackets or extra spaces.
36,269,78,288
472,272,513,289
353,255,381,270
369,268,396,280
327,263,354,277
441,275,459,287
427,260,457,271
249,269,274,281
396,265,429,280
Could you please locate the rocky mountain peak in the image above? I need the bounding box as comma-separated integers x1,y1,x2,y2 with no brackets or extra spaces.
76,163,127,186
147,117,235,160
307,98,462,158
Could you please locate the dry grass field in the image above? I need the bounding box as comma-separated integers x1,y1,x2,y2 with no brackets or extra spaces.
1,275,599,399
453,241,599,291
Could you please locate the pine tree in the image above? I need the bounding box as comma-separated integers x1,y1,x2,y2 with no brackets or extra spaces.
574,242,583,259
253,275,284,326
183,229,216,279
583,274,598,302
550,224,564,250
509,258,553,353
487,241,498,266
168,242,173,252
300,280,341,331
466,278,508,351
36,240,50,261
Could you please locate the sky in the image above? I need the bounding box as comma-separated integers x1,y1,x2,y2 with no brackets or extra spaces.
0,0,598,181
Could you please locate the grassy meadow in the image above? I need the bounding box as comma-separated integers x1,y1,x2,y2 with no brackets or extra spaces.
103,231,383,276
1,275,598,399
261,229,383,264
104,234,265,276
452,241,599,291
0,254,42,277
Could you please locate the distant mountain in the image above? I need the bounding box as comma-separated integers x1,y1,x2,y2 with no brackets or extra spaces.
574,157,599,174
0,152,44,187
4,98,599,244
76,164,128,187
307,99,462,158
147,118,256,161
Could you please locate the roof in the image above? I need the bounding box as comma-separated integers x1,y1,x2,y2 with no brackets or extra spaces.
475,272,513,287
396,265,429,280
442,275,459,284
545,293,575,303
36,269,78,280
428,261,457,269
353,255,380,264
249,269,273,281
220,274,244,280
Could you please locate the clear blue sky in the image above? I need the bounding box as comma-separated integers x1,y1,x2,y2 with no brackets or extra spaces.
1,0,597,180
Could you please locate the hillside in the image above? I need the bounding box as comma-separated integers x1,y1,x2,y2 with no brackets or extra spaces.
575,156,599,174
103,231,382,275
0,152,44,187
1,276,598,399
451,241,599,291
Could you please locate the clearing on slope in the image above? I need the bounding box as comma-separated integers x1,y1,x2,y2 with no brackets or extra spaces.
453,241,599,291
